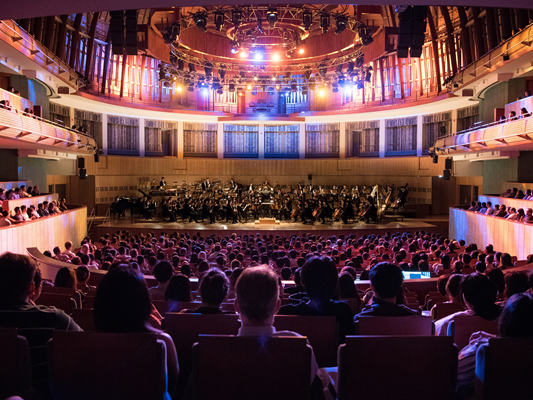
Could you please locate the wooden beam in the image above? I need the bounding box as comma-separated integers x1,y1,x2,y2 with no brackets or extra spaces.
427,7,442,93
518,134,533,140
31,17,44,42
43,16,56,49
494,138,507,144
140,56,145,100
53,140,63,145
119,52,127,99
397,55,405,99
440,6,458,75
84,12,100,82
17,132,32,138
485,8,499,50
36,136,48,142
472,8,486,58
69,13,83,70
379,58,385,102
457,7,473,66
100,31,111,94
55,15,69,61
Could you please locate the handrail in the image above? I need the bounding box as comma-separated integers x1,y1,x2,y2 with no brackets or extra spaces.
102,207,111,225
86,208,96,237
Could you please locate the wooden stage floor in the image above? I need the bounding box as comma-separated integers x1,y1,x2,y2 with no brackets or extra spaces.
93,216,449,239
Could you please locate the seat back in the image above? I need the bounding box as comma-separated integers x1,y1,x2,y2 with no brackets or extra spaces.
273,315,338,367
357,316,434,336
70,308,95,331
193,335,311,400
153,300,200,314
475,338,533,400
36,292,75,313
431,302,465,320
0,328,32,399
48,331,167,400
447,316,500,349
338,336,457,400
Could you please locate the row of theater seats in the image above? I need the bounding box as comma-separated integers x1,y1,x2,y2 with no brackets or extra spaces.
2,319,532,400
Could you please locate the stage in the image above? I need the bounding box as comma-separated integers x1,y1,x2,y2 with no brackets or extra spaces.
92,216,449,239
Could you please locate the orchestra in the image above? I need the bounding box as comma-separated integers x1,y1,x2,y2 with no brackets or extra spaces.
117,178,406,225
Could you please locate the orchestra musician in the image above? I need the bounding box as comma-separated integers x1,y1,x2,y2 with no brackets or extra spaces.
159,177,167,187
201,178,211,191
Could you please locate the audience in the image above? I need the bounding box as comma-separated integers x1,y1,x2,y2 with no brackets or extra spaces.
165,273,192,302
182,267,231,314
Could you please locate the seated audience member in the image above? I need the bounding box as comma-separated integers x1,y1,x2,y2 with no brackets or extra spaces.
284,267,305,295
504,271,529,300
506,207,518,220
53,246,69,261
456,292,533,397
0,252,81,330
466,201,477,211
435,273,502,336
148,261,174,297
523,208,533,223
495,205,508,218
278,256,355,342
0,210,12,227
0,188,6,201
19,185,31,198
54,266,83,307
164,274,192,302
508,111,518,121
37,203,49,217
355,262,419,321
31,186,41,196
338,273,361,300
477,202,487,214
93,266,179,396
445,274,464,303
515,190,526,199
183,268,232,314
28,205,40,219
62,241,76,259
76,265,96,293
58,198,68,212
520,107,531,118
485,202,494,215
499,253,514,270
516,208,526,221
8,188,21,200
11,207,25,222
235,266,319,382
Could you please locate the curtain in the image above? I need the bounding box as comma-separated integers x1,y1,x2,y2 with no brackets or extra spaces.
386,117,417,152
74,109,102,141
305,123,340,155
183,122,217,154
49,102,71,127
264,125,299,155
107,115,139,152
223,124,258,156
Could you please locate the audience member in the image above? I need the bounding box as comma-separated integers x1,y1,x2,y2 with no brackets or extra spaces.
183,268,231,314
164,274,192,302
148,261,174,297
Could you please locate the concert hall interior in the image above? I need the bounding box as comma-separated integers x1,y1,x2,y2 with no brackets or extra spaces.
1,1,533,399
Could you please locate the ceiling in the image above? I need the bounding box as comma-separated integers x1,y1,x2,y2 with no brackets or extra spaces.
1,0,531,20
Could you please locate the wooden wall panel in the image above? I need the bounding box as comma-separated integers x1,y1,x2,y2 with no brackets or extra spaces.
449,208,531,260
0,207,87,279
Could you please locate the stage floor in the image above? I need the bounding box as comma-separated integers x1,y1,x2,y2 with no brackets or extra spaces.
92,216,449,239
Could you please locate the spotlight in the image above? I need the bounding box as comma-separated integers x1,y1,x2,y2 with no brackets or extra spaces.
230,40,240,54
254,47,265,61
218,68,226,79
228,82,235,92
188,85,194,92
335,15,347,34
251,87,257,95
355,56,364,68
268,87,275,95
177,85,182,92
214,11,225,31
272,53,280,61
171,22,180,39
194,12,208,32
177,59,185,71
188,63,196,73
203,62,213,77
320,13,330,34
332,86,339,93
503,53,510,61
291,83,297,92
359,26,373,46
266,8,278,28
232,10,242,29
275,85,280,90
169,53,178,67
256,16,264,34
319,88,325,96
302,10,313,30
356,81,364,89
285,70,292,79
246,84,252,90
239,69,247,78
365,70,372,82
347,61,354,73
158,64,167,81
217,88,223,95
336,64,344,75
319,63,328,77
239,51,248,58
304,68,312,80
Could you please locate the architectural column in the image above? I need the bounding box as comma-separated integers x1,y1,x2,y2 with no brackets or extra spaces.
379,119,386,158
139,118,145,157
299,122,306,159
101,113,108,155
339,122,346,159
177,121,184,159
416,114,424,157
451,108,458,134
69,105,74,128
217,122,224,159
258,123,265,159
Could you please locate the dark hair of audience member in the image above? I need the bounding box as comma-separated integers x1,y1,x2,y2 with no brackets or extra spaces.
369,262,404,299
446,274,463,303
500,253,514,269
504,271,529,299
164,274,191,302
486,267,506,296
153,261,173,284
461,273,501,321
499,293,533,338
280,267,292,280
338,273,360,300
199,268,229,306
300,256,339,302
54,267,77,289
475,261,487,274
437,274,450,296
76,265,90,284
180,263,191,277
0,252,37,304
235,266,279,323
94,265,152,332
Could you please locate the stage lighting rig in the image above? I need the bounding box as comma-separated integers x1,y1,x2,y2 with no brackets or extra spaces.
232,9,242,29
188,63,196,73
302,10,313,30
355,55,364,68
194,12,208,32
266,8,278,28
177,59,185,71
319,63,328,77
214,11,225,31
257,17,264,34
320,13,330,34
204,62,213,77
230,39,239,54
169,53,178,67
218,67,226,79
359,25,373,45
335,15,347,34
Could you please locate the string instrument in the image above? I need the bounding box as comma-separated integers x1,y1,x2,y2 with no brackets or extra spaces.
333,207,343,220
312,206,324,218
290,204,301,218
358,202,371,218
